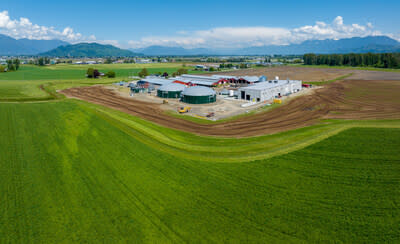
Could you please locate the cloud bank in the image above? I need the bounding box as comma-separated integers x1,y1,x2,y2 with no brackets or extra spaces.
0,10,397,49
129,16,390,48
0,10,94,42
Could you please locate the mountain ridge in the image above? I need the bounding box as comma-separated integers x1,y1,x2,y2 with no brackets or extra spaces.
39,43,141,57
131,36,400,56
0,34,69,55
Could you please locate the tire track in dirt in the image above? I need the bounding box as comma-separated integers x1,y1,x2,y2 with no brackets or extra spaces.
61,79,400,137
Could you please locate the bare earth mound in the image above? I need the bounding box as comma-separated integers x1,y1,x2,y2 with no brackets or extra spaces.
61,78,400,137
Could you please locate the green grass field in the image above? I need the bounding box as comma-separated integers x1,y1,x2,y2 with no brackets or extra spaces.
0,63,198,101
0,100,399,242
1,64,400,242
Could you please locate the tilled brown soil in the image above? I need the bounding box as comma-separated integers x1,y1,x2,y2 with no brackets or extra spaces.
61,79,400,137
208,66,400,82
206,66,351,82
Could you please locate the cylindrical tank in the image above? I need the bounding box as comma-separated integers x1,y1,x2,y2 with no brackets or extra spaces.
181,86,217,104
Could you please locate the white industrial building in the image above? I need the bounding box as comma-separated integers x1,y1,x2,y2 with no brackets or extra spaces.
238,79,302,102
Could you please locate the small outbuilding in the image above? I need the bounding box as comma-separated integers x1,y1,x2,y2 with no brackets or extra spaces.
181,86,216,104
157,83,186,98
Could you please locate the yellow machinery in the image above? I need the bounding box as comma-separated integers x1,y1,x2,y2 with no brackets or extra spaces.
163,100,168,104
273,99,282,104
178,106,191,113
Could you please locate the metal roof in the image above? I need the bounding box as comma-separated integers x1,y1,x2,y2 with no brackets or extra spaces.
182,86,216,96
141,77,174,86
180,74,220,81
174,76,219,86
158,83,186,92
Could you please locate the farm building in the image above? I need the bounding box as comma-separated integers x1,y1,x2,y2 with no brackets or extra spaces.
139,77,174,86
157,83,186,98
211,75,265,85
141,74,267,88
238,79,302,102
181,86,217,104
177,74,221,87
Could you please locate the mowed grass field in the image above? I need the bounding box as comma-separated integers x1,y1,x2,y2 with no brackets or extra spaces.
0,63,196,101
1,100,400,242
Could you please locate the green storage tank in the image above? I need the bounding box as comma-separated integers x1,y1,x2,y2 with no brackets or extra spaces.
131,87,147,93
157,83,185,98
181,86,216,104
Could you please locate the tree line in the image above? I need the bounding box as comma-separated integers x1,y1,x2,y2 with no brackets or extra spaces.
0,59,20,72
86,68,116,78
303,53,400,69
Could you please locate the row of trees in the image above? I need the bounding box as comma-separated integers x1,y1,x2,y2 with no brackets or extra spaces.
86,68,116,78
303,53,400,69
219,63,249,69
37,57,51,66
0,59,21,72
137,68,189,78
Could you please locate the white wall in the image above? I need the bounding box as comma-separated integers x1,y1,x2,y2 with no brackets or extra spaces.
239,81,302,102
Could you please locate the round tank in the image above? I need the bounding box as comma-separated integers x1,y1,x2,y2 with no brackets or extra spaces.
157,83,186,98
181,86,216,104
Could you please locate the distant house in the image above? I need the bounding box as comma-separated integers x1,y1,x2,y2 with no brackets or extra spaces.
86,61,97,65
136,59,151,64
195,65,208,69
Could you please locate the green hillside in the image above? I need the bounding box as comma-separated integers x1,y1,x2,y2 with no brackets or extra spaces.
0,100,399,243
39,42,141,57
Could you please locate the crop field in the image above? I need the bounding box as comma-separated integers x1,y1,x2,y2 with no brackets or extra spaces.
1,65,400,242
0,100,400,242
0,63,195,101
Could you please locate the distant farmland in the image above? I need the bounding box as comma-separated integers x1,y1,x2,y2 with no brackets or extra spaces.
0,63,196,101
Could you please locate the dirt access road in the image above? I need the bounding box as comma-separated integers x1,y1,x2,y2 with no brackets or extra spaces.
62,68,400,137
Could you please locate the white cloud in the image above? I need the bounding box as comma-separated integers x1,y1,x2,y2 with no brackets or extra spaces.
291,16,377,42
128,16,397,49
0,10,95,43
1,11,398,49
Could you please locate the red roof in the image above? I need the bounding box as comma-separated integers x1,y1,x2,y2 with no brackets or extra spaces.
173,80,187,85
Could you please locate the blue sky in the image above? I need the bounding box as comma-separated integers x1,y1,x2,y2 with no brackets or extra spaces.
1,0,399,48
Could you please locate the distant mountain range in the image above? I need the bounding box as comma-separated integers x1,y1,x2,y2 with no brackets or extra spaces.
39,43,141,57
0,34,69,55
132,36,400,56
0,34,399,57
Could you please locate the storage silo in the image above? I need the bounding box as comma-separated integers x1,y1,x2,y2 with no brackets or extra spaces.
157,83,186,98
181,86,216,104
